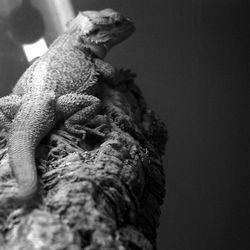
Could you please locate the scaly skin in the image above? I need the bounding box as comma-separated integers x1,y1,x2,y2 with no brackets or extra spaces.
0,9,135,203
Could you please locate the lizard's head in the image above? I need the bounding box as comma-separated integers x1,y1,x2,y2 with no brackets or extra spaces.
68,9,135,58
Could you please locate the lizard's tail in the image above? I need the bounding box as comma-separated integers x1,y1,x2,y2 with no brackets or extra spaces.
7,93,56,202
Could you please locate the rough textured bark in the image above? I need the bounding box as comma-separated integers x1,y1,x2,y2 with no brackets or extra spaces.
0,76,167,250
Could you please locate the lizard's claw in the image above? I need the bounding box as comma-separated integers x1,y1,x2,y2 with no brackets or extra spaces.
82,114,110,139
68,125,106,140
69,117,110,140
68,125,87,139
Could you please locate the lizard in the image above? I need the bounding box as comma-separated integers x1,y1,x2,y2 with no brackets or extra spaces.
0,8,135,204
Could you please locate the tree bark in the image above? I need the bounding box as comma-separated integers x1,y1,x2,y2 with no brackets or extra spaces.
0,76,167,250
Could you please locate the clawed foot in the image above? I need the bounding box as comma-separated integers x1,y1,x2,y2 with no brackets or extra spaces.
66,115,110,140
71,125,105,139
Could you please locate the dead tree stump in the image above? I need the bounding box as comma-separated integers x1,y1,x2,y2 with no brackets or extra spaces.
0,75,167,250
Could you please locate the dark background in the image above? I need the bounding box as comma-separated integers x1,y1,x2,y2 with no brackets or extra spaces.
0,0,248,249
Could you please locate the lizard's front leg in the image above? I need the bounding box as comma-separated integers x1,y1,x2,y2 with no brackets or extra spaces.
94,58,136,86
56,93,106,139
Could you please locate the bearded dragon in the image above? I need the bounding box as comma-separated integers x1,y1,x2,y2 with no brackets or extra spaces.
0,9,135,203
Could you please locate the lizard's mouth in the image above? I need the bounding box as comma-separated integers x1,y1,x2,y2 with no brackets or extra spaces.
76,14,135,59
86,41,110,59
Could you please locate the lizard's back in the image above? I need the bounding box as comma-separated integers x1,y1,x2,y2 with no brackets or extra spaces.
13,39,98,97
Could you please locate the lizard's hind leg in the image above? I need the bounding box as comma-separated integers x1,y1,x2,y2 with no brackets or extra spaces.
0,94,22,131
56,93,106,139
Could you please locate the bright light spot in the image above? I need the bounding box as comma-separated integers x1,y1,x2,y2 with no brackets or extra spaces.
22,37,48,62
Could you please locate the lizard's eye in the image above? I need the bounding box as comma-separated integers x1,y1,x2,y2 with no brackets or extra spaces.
91,28,100,35
114,20,122,26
